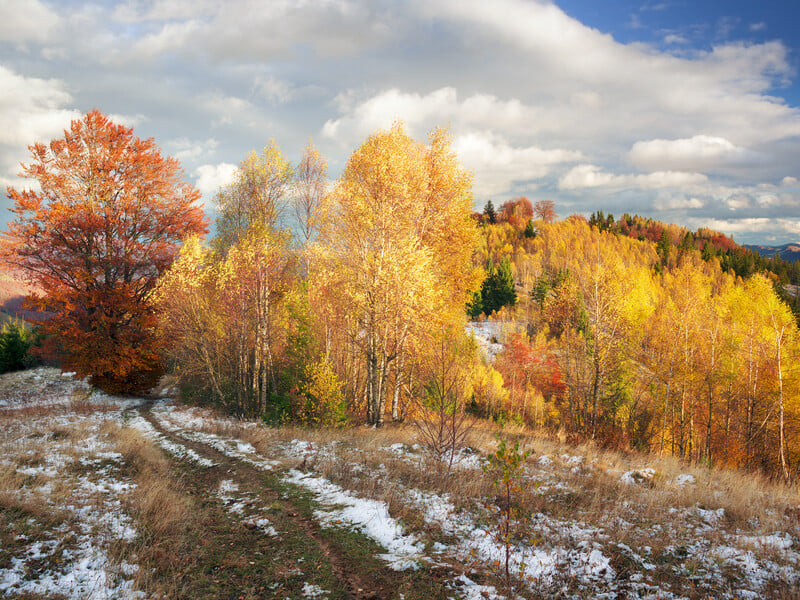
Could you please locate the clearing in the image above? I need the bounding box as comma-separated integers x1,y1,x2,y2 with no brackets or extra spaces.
1,367,799,599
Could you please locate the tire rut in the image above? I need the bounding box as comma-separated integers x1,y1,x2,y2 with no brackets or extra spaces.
137,402,390,600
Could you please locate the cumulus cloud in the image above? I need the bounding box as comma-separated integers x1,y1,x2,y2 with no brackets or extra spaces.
201,93,254,126
3,0,800,243
194,163,237,206
628,135,759,172
417,0,800,145
558,164,708,190
664,34,688,45
0,65,80,194
127,0,397,61
453,132,582,197
253,76,295,105
169,138,219,163
687,217,800,237
0,0,60,44
321,86,581,197
653,196,705,211
0,66,78,147
322,87,540,144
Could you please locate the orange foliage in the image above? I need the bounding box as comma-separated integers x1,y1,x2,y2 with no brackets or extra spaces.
497,197,533,227
495,332,565,426
1,110,208,393
533,199,556,223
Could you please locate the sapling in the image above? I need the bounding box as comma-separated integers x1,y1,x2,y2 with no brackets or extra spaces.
483,434,530,593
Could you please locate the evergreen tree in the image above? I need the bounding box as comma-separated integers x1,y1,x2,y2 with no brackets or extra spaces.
0,320,32,373
467,289,483,319
656,230,670,266
679,231,695,254
701,241,716,261
479,257,517,315
483,200,496,224
523,219,537,239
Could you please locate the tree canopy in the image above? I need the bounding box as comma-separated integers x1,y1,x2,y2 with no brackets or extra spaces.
1,109,207,392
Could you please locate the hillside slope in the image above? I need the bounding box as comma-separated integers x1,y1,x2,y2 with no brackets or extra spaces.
746,243,800,263
0,268,37,325
1,368,798,599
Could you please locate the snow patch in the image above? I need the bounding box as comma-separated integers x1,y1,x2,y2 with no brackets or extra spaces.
285,469,424,570
302,582,330,598
621,468,655,485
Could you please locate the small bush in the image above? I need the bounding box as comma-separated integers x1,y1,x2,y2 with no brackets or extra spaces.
0,320,33,373
290,358,347,427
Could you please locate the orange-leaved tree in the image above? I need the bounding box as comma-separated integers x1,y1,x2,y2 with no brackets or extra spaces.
1,110,208,393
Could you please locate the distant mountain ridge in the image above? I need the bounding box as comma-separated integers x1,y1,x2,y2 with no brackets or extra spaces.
744,243,800,263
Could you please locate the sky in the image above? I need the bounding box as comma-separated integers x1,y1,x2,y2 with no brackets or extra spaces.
2,0,800,245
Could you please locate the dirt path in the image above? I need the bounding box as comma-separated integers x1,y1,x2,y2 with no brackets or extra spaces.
136,402,451,600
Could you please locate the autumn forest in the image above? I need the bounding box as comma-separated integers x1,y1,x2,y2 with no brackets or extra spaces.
2,110,799,482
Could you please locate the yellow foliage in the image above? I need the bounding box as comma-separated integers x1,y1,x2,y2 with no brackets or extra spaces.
312,121,482,424
468,363,508,418
292,359,347,427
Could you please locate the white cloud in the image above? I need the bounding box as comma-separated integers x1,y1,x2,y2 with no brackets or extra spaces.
688,217,800,237
2,0,800,243
201,93,254,126
417,0,800,146
107,112,147,128
322,87,540,144
453,132,582,197
253,76,295,104
725,194,751,210
132,20,201,58
628,135,757,172
113,0,219,23
0,0,60,44
0,65,78,147
126,0,397,62
653,196,705,210
194,163,237,206
664,34,688,45
169,138,219,163
558,164,708,190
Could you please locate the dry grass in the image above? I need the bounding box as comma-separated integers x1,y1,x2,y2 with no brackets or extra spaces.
145,399,800,596
109,424,195,537
170,401,799,539
107,424,199,596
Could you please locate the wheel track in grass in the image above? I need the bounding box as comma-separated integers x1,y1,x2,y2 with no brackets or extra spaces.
136,401,453,600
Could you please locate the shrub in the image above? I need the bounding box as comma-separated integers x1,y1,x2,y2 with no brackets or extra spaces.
291,359,347,427
0,320,33,373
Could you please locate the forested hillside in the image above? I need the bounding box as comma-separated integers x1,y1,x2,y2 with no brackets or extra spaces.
2,111,798,482
471,198,800,479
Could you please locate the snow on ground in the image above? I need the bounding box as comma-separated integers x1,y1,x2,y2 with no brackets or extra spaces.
403,486,615,592
0,367,139,411
152,398,799,598
285,469,425,571
620,467,655,485
7,374,796,600
0,370,144,598
466,321,505,362
179,428,278,471
450,574,503,600
379,442,484,470
151,403,277,471
215,479,278,536
127,411,216,468
301,582,330,598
